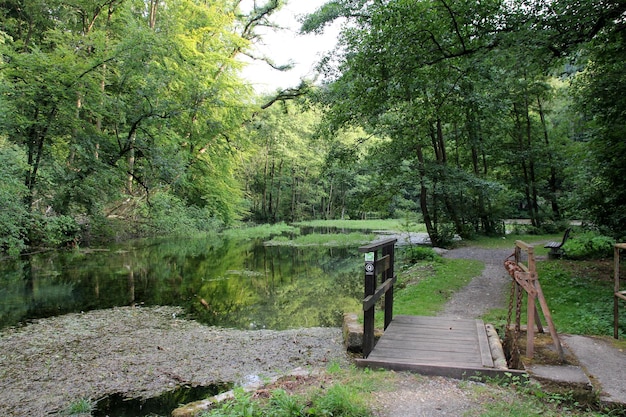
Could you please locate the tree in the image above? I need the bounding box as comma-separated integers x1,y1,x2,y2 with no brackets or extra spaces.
0,0,287,250
572,26,626,238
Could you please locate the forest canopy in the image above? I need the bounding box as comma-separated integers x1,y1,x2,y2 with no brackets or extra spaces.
1,0,625,254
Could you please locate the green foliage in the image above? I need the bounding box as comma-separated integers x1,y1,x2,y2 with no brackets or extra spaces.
40,215,81,248
0,0,274,253
0,139,29,256
537,261,619,336
398,246,438,263
201,383,372,417
62,397,93,416
140,192,224,237
264,232,375,247
562,232,615,260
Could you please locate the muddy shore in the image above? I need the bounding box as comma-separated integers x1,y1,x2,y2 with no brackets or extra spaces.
0,306,350,416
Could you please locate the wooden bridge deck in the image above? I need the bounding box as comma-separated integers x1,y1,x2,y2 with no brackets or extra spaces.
356,315,523,379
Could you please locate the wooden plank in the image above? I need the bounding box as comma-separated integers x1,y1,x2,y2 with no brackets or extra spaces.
360,316,506,378
378,335,480,352
363,276,396,311
375,255,390,272
378,332,478,344
372,339,479,354
355,358,527,381
476,320,495,368
392,315,475,325
359,238,397,253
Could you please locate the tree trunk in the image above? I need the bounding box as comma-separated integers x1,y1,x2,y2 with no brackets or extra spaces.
537,96,561,219
273,159,283,222
416,144,439,246
148,0,158,29
523,95,540,227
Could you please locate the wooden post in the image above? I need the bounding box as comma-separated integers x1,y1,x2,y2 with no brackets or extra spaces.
511,240,564,361
614,244,626,339
359,238,397,358
383,243,394,330
363,250,376,358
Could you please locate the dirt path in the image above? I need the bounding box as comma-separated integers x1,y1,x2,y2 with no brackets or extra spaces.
439,247,513,319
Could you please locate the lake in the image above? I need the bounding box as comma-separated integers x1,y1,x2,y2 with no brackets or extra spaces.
0,235,364,331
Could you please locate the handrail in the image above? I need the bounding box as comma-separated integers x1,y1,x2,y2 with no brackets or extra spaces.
358,237,398,253
359,238,397,358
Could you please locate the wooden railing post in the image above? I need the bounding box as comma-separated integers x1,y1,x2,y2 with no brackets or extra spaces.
382,242,394,330
507,240,564,361
359,238,397,358
614,243,626,339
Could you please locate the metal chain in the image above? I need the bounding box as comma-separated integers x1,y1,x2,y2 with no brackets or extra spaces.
506,277,515,333
510,281,523,368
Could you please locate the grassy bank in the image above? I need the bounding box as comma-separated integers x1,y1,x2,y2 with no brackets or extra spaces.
295,219,425,232
196,363,604,417
264,232,376,247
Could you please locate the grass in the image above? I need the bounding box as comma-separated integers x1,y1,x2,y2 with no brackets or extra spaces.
474,234,624,338
264,232,376,247
222,222,299,240
199,364,386,417
537,259,622,336
468,233,564,250
393,258,484,317
196,363,603,417
62,398,93,416
294,219,426,232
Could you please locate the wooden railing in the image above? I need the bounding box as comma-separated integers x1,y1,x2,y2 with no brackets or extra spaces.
359,238,397,358
504,240,564,361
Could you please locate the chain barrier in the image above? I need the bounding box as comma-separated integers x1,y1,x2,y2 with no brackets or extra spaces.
504,253,522,369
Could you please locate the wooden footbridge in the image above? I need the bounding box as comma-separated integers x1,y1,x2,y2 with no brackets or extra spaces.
355,238,525,379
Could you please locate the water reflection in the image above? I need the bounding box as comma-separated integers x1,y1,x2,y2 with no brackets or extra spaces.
0,237,363,330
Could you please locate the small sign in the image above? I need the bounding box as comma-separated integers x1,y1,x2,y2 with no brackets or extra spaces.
364,252,374,262
365,263,375,273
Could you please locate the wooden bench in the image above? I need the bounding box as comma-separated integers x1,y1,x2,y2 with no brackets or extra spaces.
544,228,571,258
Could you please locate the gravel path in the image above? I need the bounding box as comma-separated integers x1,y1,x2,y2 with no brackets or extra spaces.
439,247,513,319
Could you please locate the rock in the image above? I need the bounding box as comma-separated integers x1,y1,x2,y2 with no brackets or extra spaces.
342,312,382,353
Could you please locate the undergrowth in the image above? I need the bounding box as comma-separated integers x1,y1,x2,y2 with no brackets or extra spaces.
199,365,379,417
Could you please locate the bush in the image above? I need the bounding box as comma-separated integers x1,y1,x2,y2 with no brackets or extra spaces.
42,215,81,247
399,246,439,263
141,192,224,237
0,140,29,256
562,232,615,259
201,383,372,417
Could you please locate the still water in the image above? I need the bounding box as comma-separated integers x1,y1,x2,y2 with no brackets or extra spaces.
0,236,364,331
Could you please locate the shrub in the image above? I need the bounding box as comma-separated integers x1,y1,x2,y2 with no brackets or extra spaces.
0,140,29,256
399,246,439,263
562,232,615,259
